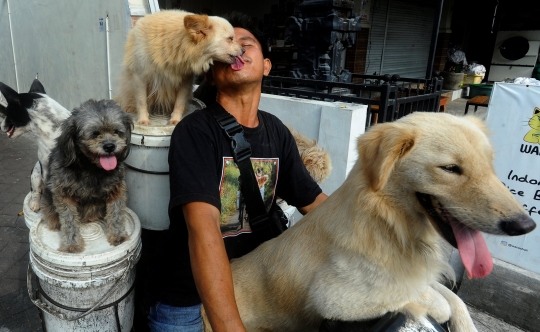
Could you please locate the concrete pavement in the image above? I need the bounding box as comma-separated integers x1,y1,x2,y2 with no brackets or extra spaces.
0,133,42,331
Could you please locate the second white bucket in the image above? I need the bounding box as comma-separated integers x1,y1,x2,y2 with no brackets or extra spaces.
125,99,204,230
125,129,171,230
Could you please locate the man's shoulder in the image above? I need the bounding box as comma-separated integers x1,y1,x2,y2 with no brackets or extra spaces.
173,108,217,134
181,107,214,124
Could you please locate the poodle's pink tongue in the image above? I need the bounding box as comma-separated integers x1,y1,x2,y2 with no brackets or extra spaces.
450,220,493,279
231,56,245,71
100,155,117,171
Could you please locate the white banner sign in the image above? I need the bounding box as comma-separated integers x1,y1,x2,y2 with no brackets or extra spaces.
485,82,540,274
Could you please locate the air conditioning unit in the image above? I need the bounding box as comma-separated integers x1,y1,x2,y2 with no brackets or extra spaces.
488,30,540,82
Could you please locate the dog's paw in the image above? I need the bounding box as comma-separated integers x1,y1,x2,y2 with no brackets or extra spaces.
30,200,40,212
59,244,84,253
136,119,151,126
108,234,129,246
47,220,61,231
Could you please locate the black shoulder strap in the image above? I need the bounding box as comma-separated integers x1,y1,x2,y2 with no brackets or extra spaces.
207,104,271,232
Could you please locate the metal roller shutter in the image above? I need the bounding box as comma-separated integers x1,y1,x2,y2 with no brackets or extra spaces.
366,0,436,78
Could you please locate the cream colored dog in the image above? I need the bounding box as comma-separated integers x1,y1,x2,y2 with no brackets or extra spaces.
289,127,332,184
116,10,245,125
204,112,536,331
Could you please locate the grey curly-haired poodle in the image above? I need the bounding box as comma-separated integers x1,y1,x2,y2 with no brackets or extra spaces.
41,99,133,253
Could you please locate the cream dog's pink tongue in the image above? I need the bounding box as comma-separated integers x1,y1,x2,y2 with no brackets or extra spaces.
231,56,245,71
450,220,493,279
100,155,117,171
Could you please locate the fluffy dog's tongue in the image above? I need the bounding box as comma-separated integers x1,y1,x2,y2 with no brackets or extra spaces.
100,155,117,171
450,220,493,279
231,56,245,71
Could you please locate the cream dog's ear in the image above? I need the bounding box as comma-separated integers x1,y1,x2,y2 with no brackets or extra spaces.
184,14,210,43
358,122,416,192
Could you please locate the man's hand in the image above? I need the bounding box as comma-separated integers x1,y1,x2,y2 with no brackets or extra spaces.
183,202,247,332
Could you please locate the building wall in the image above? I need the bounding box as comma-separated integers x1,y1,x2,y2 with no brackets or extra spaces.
156,0,277,19
433,32,451,73
433,0,453,74
0,0,130,111
345,29,370,76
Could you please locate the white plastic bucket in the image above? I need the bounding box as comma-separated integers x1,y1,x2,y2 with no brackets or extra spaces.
23,191,40,229
124,99,204,230
28,208,141,331
125,127,172,231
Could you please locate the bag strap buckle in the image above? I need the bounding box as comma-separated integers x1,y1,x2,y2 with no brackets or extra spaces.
231,132,251,162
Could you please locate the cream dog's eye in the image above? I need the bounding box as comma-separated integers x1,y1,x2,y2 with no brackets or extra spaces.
229,37,234,42
440,164,462,175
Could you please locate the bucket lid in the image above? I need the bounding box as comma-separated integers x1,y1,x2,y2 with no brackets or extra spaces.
132,114,176,136
130,97,205,136
30,208,141,268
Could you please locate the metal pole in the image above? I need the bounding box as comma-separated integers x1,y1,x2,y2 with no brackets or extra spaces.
379,0,391,75
105,14,112,99
425,0,444,79
6,0,20,92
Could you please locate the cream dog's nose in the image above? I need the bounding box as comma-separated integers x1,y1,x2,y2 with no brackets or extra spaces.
499,214,536,235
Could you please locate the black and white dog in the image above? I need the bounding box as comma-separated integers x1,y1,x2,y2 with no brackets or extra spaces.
0,79,71,211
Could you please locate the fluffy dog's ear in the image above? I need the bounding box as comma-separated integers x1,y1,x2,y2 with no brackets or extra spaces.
465,114,491,138
118,113,133,162
358,122,416,192
184,14,210,43
57,116,78,167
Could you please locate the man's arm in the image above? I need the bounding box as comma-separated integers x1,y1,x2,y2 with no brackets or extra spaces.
297,192,328,215
183,202,246,332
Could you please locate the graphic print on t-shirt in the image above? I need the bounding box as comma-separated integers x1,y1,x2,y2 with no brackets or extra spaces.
219,157,279,237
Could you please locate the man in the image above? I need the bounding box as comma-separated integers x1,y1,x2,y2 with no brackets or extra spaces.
148,12,327,331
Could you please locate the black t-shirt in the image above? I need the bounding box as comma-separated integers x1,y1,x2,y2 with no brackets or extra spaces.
149,102,322,307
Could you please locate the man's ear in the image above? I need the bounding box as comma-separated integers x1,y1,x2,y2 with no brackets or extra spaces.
184,14,210,43
263,58,272,76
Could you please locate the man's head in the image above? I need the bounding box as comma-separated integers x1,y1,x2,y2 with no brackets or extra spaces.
224,12,269,59
204,12,271,93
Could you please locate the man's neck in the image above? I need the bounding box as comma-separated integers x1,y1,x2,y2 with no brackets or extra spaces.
216,85,261,128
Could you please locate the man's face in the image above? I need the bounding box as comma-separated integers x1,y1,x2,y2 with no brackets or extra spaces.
211,27,271,88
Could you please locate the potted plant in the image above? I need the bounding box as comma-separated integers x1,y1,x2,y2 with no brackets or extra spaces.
441,46,466,90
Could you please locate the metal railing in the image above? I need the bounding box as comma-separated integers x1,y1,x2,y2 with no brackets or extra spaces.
262,74,443,129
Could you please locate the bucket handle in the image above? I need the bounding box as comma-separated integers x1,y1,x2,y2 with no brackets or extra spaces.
27,249,137,322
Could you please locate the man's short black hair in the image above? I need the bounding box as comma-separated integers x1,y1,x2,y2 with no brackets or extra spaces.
223,11,269,59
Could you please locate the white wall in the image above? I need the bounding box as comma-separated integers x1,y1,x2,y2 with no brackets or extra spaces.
259,94,367,196
0,0,130,110
259,94,367,223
